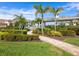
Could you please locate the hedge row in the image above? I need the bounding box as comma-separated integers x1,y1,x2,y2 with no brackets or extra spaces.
59,30,76,36
32,28,76,37
0,33,40,41
0,29,27,34
67,26,79,35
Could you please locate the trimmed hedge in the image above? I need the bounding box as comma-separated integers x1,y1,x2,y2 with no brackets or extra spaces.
32,28,62,37
0,29,27,34
32,28,76,37
50,31,62,37
1,33,39,41
0,32,9,40
59,30,76,36
32,29,42,34
67,26,79,35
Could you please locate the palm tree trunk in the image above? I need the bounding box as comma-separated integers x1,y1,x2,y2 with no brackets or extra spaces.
38,23,40,28
44,22,46,26
55,16,57,32
39,22,40,28
41,13,44,35
39,22,41,28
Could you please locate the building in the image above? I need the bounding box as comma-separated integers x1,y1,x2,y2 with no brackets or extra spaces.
0,19,13,28
0,16,79,28
43,16,79,26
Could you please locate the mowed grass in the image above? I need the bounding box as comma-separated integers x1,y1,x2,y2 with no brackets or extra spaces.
0,41,72,56
64,37,79,46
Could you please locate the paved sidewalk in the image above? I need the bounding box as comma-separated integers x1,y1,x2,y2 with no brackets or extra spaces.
27,31,33,35
27,31,79,56
39,36,79,56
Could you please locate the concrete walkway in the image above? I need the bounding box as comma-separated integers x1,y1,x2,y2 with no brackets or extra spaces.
27,31,79,56
27,31,33,35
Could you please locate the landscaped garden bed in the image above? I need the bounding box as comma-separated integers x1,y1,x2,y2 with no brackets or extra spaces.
32,26,79,47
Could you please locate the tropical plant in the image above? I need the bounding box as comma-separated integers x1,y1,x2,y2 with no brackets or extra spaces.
35,18,42,28
49,7,63,31
6,23,14,29
76,13,79,26
14,15,28,30
33,4,49,35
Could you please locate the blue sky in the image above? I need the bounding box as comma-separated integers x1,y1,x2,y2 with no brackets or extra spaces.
0,2,79,20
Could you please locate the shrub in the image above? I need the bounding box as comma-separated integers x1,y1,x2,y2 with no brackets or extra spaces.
26,34,39,41
0,32,9,40
1,33,39,41
44,31,51,36
0,29,27,34
32,29,37,34
67,26,79,35
44,28,51,31
50,31,62,37
0,32,8,35
14,30,27,34
60,30,76,36
15,34,27,41
2,33,16,41
45,25,54,30
25,28,30,31
32,29,41,34
33,28,52,36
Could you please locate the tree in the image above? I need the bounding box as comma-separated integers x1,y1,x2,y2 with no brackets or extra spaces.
75,11,79,26
49,7,63,31
33,4,49,35
6,23,14,29
35,18,42,28
14,15,28,30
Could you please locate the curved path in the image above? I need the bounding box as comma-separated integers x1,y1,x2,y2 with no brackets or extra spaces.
27,31,79,56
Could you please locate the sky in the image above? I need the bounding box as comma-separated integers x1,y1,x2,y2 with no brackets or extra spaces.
0,2,79,20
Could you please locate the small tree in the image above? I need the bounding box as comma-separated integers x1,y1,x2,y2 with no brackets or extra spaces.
35,18,42,28
14,15,28,30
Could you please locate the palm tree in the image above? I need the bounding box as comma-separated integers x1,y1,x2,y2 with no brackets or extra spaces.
14,15,28,30
31,18,42,28
33,4,49,35
75,11,79,26
35,18,42,28
49,7,63,31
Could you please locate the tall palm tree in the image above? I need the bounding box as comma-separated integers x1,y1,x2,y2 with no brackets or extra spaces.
49,7,63,31
33,4,49,35
14,15,28,30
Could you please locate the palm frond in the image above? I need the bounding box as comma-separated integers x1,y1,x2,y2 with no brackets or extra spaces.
34,4,43,17
49,7,55,13
33,4,39,10
56,7,63,15
44,6,50,13
48,7,57,16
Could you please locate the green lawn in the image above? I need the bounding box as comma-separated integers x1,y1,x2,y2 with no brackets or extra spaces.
64,37,79,46
0,41,72,56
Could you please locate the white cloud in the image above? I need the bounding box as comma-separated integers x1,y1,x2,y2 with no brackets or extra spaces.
63,3,79,11
58,2,79,16
1,2,79,20
0,7,36,20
